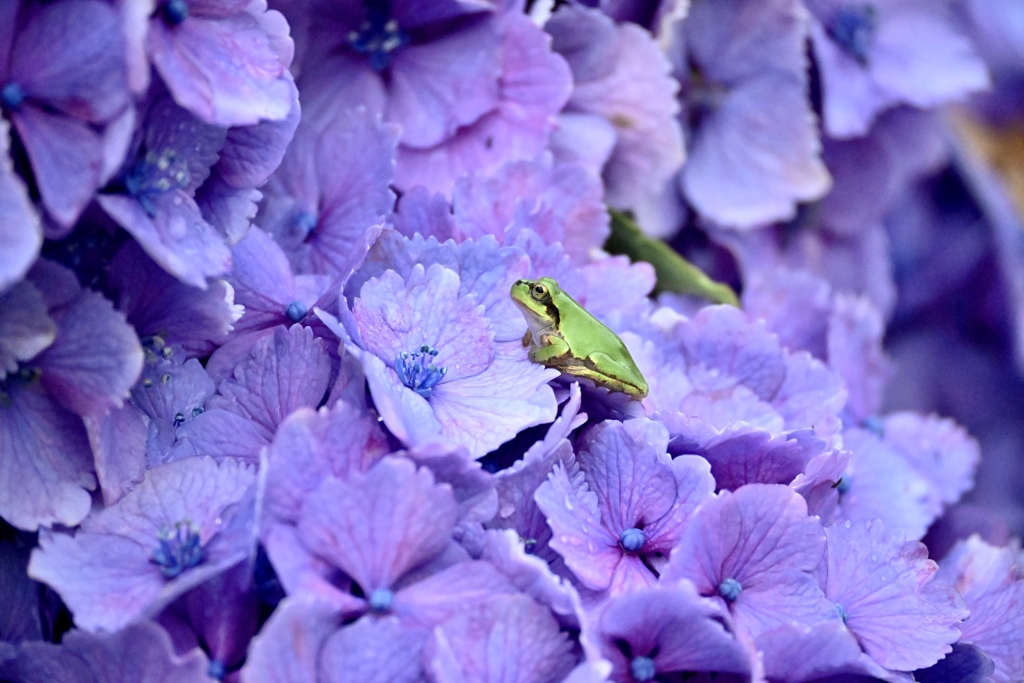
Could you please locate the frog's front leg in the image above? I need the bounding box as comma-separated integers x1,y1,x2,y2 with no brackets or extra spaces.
530,334,570,364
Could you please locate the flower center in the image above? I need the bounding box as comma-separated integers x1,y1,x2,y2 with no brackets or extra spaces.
285,301,308,323
827,4,877,65
395,345,447,399
151,521,204,579
124,148,192,217
161,0,189,26
348,3,409,71
718,577,743,602
1,82,24,110
619,527,646,553
836,475,852,495
368,587,394,613
630,656,657,682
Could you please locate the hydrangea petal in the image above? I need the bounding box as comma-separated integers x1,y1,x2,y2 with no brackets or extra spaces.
0,121,41,292
84,401,148,506
0,382,95,530
296,457,458,592
239,597,339,683
11,0,129,122
663,484,832,637
97,192,232,289
937,536,1024,683
148,11,291,126
0,280,55,380
594,581,755,681
263,400,389,525
206,325,332,440
110,241,240,357
10,106,101,226
882,412,980,507
35,288,143,418
0,620,211,683
427,594,575,683
319,616,424,683
758,623,891,682
823,519,968,671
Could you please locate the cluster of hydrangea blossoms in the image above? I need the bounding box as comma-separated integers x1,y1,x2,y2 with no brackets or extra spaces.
1,1,1023,683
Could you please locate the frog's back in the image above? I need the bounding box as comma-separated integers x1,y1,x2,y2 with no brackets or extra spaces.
555,289,633,358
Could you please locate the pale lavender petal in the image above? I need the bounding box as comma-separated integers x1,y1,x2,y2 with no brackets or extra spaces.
882,412,979,507
207,325,332,439
240,597,339,683
84,401,148,506
548,5,684,211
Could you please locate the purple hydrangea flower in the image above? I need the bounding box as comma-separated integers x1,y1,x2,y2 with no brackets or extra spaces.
109,240,243,359
937,535,1024,683
535,418,714,593
757,622,892,682
806,0,989,137
675,0,831,228
588,581,757,682
546,4,685,213
426,594,576,683
177,324,333,463
258,109,399,279
28,456,257,632
130,356,216,467
640,304,847,445
348,263,557,458
146,0,295,127
0,620,213,683
821,519,968,671
662,484,837,639
0,0,130,227
0,262,143,530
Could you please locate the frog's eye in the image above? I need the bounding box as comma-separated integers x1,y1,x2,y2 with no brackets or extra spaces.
531,283,549,301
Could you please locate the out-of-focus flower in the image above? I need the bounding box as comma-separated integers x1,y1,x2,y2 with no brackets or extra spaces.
546,5,684,214
806,0,989,137
259,109,399,279
674,0,830,228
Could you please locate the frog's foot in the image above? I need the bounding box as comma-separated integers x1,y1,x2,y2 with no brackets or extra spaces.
530,335,571,364
521,330,533,347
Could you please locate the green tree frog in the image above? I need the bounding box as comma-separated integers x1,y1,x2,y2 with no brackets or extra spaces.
510,277,649,399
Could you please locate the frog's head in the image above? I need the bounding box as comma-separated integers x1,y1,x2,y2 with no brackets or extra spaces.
510,277,560,330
